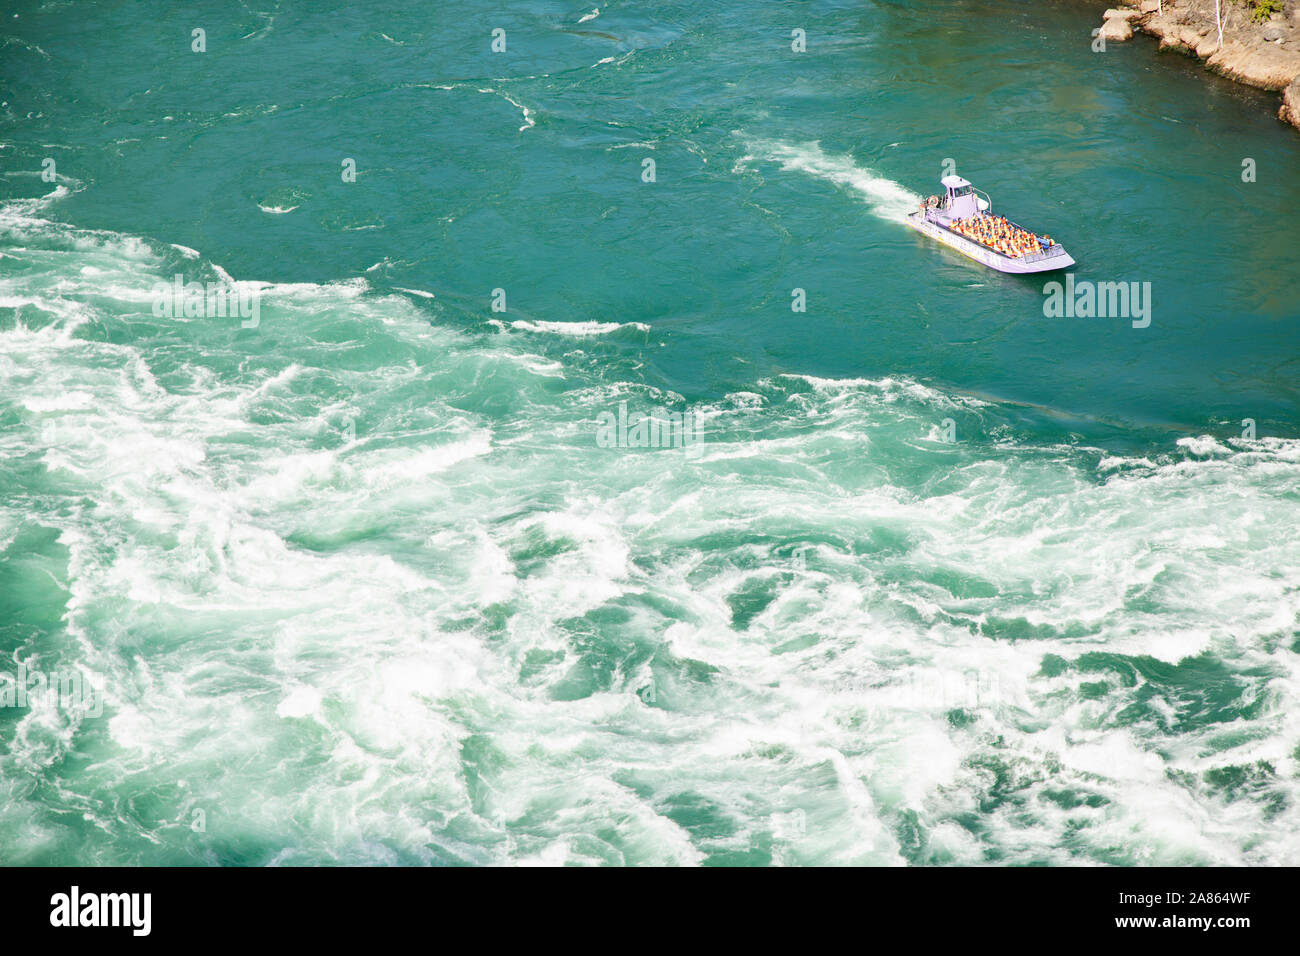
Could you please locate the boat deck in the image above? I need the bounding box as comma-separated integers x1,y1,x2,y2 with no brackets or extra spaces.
907,210,1075,274
930,215,1065,265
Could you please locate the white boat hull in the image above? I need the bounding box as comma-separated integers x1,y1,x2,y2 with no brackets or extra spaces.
905,212,1075,275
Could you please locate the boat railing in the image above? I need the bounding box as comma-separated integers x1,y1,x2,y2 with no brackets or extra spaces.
1018,244,1068,264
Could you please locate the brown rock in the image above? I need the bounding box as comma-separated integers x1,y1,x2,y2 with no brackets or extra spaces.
1158,25,1199,53
1207,40,1300,90
1140,0,1160,12
1104,7,1144,21
1281,78,1300,131
1144,12,1175,40
1100,17,1135,42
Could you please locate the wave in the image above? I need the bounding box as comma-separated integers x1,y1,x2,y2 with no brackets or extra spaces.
422,84,536,132
495,318,650,337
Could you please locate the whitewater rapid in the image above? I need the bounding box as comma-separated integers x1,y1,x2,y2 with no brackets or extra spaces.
2,190,1298,866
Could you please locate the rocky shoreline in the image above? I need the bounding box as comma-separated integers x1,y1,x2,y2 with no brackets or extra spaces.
1090,0,1300,132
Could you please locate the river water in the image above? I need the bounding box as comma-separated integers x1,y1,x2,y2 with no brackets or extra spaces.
1,0,1297,864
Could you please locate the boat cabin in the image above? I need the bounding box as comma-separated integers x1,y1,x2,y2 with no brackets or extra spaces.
940,175,981,219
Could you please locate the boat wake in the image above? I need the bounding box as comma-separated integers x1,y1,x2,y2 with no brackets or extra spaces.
736,138,920,223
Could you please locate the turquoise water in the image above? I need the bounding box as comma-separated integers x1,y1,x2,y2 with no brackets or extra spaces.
1,0,1298,865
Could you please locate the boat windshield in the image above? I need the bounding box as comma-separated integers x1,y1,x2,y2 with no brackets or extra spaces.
951,185,972,197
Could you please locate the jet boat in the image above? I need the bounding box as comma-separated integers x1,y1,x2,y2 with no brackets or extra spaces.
905,175,1075,274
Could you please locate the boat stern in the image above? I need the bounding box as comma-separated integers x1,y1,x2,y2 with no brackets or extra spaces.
1005,248,1075,274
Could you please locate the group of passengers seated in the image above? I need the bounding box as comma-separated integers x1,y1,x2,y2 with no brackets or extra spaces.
950,213,1050,259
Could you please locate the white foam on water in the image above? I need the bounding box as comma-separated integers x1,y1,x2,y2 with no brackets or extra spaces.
776,372,990,409
475,87,536,132
276,684,323,719
737,137,921,223
507,318,649,336
23,391,94,412
1177,434,1233,457
592,51,635,69
360,435,494,486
